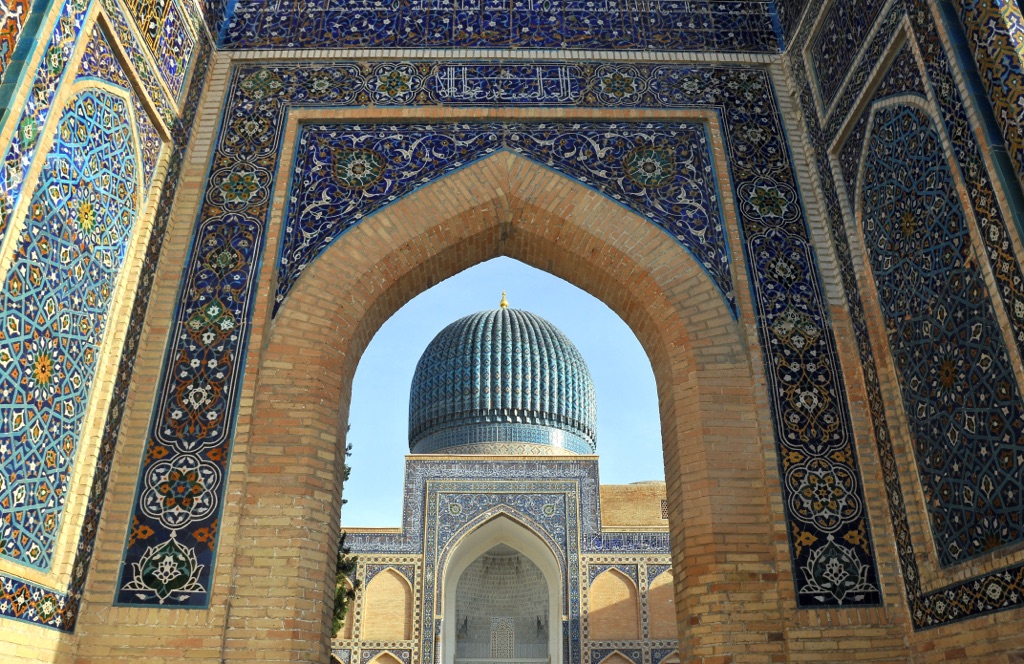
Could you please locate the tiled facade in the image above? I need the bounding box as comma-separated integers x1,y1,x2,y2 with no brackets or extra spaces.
335,457,675,664
0,0,1021,660
785,0,1024,637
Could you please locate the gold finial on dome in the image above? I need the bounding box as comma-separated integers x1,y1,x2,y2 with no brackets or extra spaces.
499,291,509,309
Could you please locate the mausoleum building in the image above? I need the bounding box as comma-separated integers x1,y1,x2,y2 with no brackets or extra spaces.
336,301,676,664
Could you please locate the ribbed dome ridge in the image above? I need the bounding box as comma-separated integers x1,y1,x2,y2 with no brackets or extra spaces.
409,307,596,454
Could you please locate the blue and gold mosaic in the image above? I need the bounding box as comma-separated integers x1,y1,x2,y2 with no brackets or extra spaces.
0,0,191,261
861,102,1024,566
117,59,883,610
123,0,198,100
219,0,780,53
953,0,1024,183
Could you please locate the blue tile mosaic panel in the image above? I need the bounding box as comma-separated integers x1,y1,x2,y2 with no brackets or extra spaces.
953,0,1024,182
0,86,143,570
219,0,780,52
836,44,925,210
122,0,198,100
116,60,882,610
773,0,809,43
861,103,1024,566
0,18,211,631
0,0,186,261
280,121,731,314
790,0,1024,628
200,0,230,34
808,0,887,110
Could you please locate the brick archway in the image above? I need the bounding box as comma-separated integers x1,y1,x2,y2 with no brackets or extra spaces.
224,152,780,661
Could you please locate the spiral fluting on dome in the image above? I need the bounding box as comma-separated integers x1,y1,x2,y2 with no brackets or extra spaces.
409,307,596,454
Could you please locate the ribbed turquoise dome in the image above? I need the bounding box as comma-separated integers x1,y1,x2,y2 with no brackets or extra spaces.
409,306,596,454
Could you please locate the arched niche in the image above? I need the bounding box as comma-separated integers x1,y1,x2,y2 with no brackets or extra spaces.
598,653,634,664
440,515,563,664
226,151,771,660
363,568,413,640
368,653,404,664
589,568,640,640
648,570,676,640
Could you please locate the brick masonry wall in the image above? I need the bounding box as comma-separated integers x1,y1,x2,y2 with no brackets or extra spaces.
599,484,669,530
589,569,641,641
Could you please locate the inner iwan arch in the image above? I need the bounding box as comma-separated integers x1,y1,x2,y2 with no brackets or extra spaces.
211,151,819,661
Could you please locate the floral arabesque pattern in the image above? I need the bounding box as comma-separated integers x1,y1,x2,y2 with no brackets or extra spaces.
219,0,780,53
123,0,197,99
279,122,730,314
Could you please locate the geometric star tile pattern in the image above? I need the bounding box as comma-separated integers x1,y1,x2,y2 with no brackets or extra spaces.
0,13,209,630
0,87,140,570
790,0,1024,629
861,102,1024,566
117,60,882,610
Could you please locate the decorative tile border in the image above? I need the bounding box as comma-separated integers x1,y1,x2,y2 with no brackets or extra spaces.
788,0,1024,629
219,0,780,53
116,58,882,610
120,0,197,99
280,120,732,314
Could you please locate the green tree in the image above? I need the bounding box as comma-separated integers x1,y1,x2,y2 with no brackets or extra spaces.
332,442,358,637
332,531,359,636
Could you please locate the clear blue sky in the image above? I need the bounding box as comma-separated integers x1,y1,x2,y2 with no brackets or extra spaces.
341,256,663,527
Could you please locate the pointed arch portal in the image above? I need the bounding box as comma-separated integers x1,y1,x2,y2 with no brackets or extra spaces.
109,62,887,662
217,151,772,661
441,515,563,664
